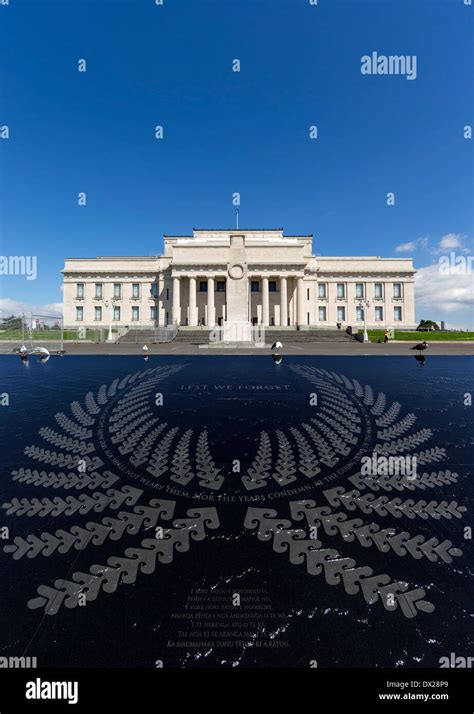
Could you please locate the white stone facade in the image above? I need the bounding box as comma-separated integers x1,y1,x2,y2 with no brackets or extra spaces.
62,229,416,330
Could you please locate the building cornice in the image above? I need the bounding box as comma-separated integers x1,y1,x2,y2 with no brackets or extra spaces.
317,272,415,279
170,265,227,276
63,257,160,261
63,272,159,280
248,262,307,270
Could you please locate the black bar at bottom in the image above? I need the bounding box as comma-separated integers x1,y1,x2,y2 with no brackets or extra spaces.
0,668,471,712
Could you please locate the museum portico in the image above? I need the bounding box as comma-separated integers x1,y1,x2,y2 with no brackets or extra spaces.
62,229,416,330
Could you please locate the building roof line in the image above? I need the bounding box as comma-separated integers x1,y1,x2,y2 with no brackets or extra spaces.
63,257,160,260
318,256,413,261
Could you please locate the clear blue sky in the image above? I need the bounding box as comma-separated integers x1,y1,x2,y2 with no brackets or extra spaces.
0,0,472,327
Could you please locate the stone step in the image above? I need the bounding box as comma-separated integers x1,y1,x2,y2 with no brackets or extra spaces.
173,329,353,344
117,327,355,345
117,329,176,344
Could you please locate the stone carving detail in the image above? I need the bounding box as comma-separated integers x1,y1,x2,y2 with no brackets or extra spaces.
242,431,272,491
228,263,245,280
1,364,467,620
196,430,224,490
245,505,439,618
27,507,219,615
4,499,176,561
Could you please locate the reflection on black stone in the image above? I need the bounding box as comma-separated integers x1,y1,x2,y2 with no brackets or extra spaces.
272,353,282,365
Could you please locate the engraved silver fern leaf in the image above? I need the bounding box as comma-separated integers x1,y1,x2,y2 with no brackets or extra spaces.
2,364,466,620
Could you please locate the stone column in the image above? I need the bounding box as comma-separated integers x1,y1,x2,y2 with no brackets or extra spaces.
262,276,269,326
297,276,305,327
280,276,288,327
172,276,181,326
207,276,215,327
189,276,197,327
157,272,163,326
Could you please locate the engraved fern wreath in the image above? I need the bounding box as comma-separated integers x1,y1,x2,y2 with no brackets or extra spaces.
2,364,465,620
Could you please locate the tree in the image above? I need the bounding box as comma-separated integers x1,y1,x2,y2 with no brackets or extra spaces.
0,315,23,330
417,319,440,331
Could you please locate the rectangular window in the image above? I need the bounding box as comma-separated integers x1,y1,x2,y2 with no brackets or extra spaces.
336,283,345,299
251,281,260,293
113,283,122,299
356,306,364,321
95,283,103,299
150,306,157,321
132,306,140,321
394,306,402,321
318,283,327,298
269,281,277,292
374,283,383,299
132,284,140,298
318,306,327,321
199,281,208,293
356,283,364,298
216,281,225,292
337,306,346,322
76,283,84,298
375,306,383,321
166,288,169,301
76,306,83,321
94,306,102,321
307,288,310,300
150,283,158,298
113,306,121,321
393,283,402,298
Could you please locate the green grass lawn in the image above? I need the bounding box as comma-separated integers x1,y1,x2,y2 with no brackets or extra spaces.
363,330,474,342
0,329,109,341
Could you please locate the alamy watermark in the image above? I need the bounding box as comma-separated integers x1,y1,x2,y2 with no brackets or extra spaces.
361,453,417,480
25,678,78,705
438,252,473,275
209,324,265,346
439,652,473,668
361,52,417,81
0,255,37,280
0,656,37,668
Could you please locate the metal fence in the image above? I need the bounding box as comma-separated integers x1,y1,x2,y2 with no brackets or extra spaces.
0,314,65,351
0,314,112,352
27,314,64,351
0,316,177,350
28,317,108,349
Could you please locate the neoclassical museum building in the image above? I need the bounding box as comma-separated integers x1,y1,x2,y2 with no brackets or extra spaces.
62,228,416,330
